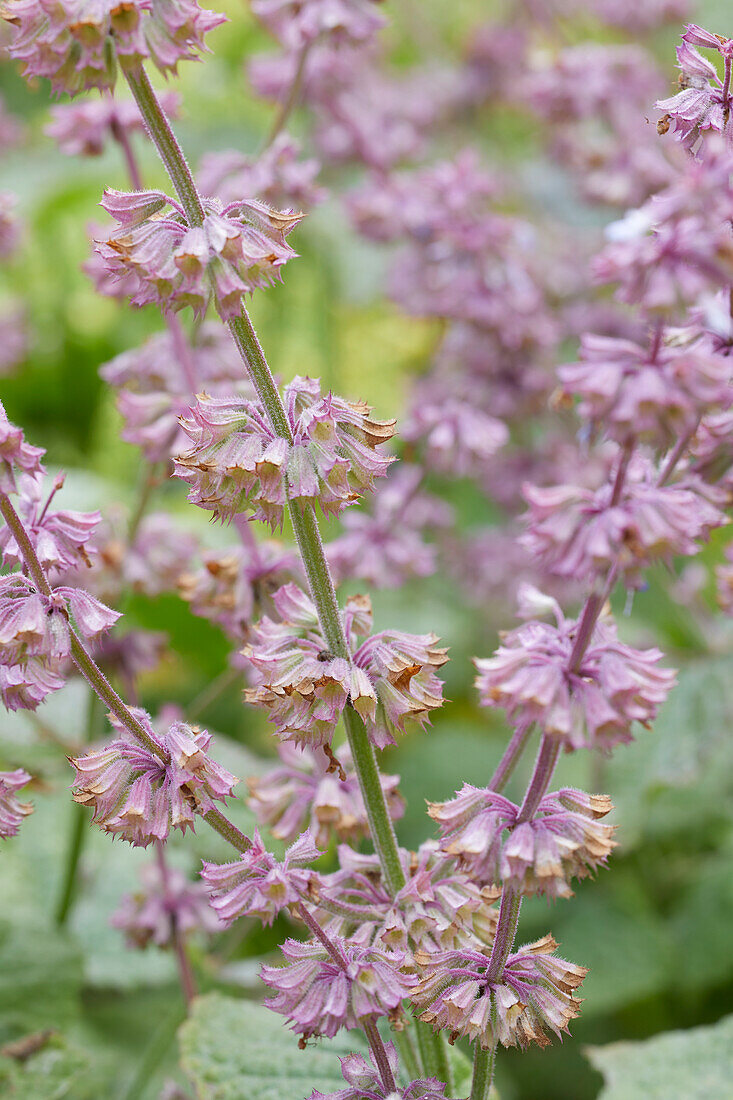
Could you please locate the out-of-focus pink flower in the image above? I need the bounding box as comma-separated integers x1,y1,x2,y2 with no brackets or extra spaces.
0,192,21,258
0,768,33,837
70,712,238,846
95,189,302,318
46,92,181,157
262,935,415,1039
252,0,387,50
199,134,326,209
174,377,395,526
247,741,403,848
413,934,587,1049
522,454,727,587
402,397,508,480
244,583,446,749
474,587,676,753
4,0,226,95
111,859,223,948
0,305,28,376
201,829,319,926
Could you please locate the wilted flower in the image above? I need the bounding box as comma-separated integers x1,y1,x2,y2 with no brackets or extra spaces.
3,0,226,96
174,377,395,526
429,786,615,898
94,188,302,318
247,741,404,848
111,859,222,948
201,829,319,926
70,713,238,846
474,588,676,753
413,934,587,1049
0,768,33,838
308,1044,448,1100
261,935,415,1039
244,583,446,749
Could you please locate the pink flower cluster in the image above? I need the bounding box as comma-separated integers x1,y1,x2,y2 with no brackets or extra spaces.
0,768,33,838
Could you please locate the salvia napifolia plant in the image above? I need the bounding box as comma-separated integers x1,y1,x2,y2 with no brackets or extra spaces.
1,0,733,1096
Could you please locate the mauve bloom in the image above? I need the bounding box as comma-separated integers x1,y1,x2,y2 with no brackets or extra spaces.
0,768,33,837
3,0,225,96
0,655,65,711
402,396,508,481
46,91,180,157
429,786,615,899
111,860,222,949
0,191,21,258
244,583,446,749
95,188,302,318
252,0,386,50
0,403,45,493
261,935,415,1039
247,741,403,848
657,27,733,150
199,134,326,210
0,305,28,377
413,934,587,1050
201,829,319,926
326,466,448,589
0,473,101,574
70,712,238,846
0,575,120,665
174,377,395,526
309,1044,448,1100
558,330,730,448
319,841,498,958
522,454,727,587
474,587,676,753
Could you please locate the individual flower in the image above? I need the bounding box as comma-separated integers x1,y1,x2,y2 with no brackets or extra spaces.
198,133,326,210
0,768,33,838
46,92,181,157
244,584,446,749
0,656,65,712
0,575,120,666
94,188,302,318
656,26,733,150
474,587,676,753
522,454,727,587
70,712,238,846
558,330,730,448
3,0,226,96
201,828,319,926
309,1044,448,1100
247,741,404,848
429,786,616,898
111,859,223,949
0,473,101,574
261,936,415,1039
174,377,395,526
0,402,44,493
252,0,387,50
413,934,587,1049
401,396,508,480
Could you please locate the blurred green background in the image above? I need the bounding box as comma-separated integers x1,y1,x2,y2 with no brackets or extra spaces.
2,1,733,1098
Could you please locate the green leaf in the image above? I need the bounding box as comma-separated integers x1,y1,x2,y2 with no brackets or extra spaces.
0,920,83,1042
0,1036,95,1100
586,1013,733,1099
179,993,358,1100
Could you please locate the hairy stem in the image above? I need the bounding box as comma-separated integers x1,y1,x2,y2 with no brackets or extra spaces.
488,721,534,793
469,1044,495,1100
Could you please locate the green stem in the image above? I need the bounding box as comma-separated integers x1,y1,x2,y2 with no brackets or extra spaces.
469,1044,495,1100
394,1029,421,1083
415,1020,453,1093
0,491,252,856
55,690,104,925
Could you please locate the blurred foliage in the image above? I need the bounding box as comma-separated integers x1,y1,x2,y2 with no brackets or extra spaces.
1,0,733,1098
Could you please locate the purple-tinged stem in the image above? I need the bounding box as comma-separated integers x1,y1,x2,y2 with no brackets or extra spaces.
110,111,144,191
166,311,199,396
658,426,696,487
295,902,396,1095
517,734,561,823
722,55,732,108
488,721,534,792
0,490,252,855
485,887,522,983
155,841,197,1006
263,40,311,151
